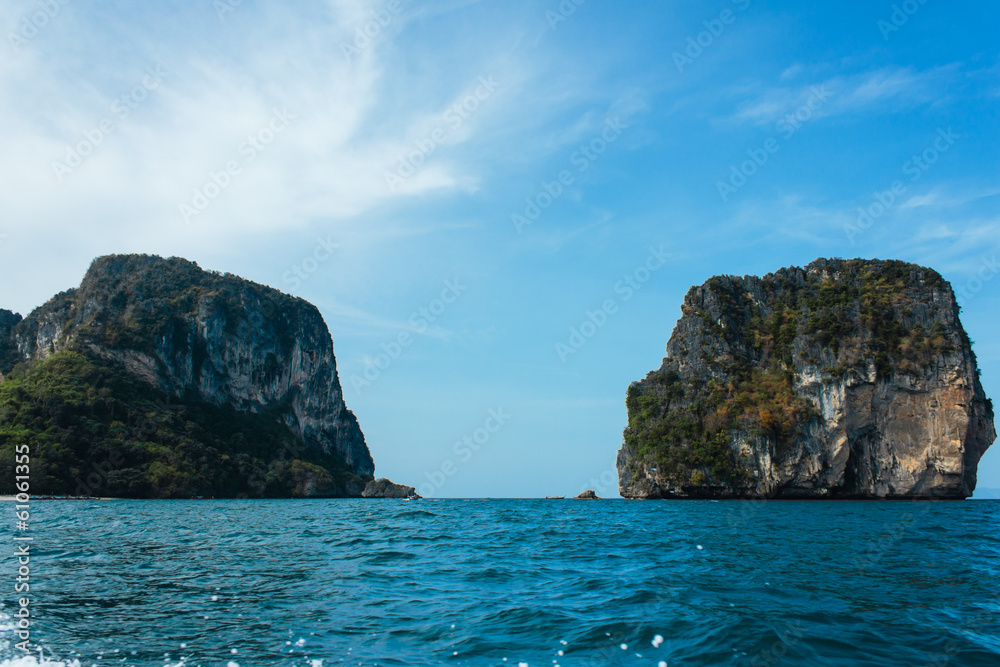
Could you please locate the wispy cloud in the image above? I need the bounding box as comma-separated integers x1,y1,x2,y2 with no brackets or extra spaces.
325,299,457,341
729,65,958,126
899,185,1000,211
898,219,1000,276
0,1,524,250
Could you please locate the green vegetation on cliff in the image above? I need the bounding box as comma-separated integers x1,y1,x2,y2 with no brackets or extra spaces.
625,368,815,486
0,351,361,498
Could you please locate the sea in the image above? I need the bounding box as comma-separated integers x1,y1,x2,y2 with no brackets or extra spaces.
1,499,998,667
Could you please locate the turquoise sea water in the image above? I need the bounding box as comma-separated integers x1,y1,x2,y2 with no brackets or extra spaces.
1,499,998,666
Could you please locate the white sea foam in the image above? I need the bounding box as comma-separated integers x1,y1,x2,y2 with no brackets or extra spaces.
0,657,82,667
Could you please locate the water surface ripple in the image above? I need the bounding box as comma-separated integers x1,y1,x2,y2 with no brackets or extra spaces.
2,499,998,666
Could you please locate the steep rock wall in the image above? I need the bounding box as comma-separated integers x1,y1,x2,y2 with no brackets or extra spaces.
617,258,995,499
2,254,373,485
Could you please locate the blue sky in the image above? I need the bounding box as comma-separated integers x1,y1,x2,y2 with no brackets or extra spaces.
1,0,998,497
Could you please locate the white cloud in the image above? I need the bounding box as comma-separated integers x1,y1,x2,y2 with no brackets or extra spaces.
3,4,520,225
730,65,957,126
0,1,539,313
900,185,1000,211
779,64,803,81
900,219,1000,275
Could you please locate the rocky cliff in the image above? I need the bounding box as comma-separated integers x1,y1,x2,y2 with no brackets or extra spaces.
617,258,995,499
0,254,374,498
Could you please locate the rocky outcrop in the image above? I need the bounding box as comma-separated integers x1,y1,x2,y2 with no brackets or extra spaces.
362,478,418,498
617,258,995,500
0,254,375,496
575,489,600,500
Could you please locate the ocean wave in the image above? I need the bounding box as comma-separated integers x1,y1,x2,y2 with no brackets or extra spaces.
2,499,997,665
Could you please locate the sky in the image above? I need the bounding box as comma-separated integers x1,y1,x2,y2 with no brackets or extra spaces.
1,0,998,498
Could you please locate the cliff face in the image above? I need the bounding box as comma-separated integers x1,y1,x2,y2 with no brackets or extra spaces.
0,254,373,497
617,258,995,500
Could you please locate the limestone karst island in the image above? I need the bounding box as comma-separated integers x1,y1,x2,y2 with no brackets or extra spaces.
617,258,995,499
0,255,994,500
0,254,421,499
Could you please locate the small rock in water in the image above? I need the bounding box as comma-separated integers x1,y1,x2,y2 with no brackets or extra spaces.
362,478,420,499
